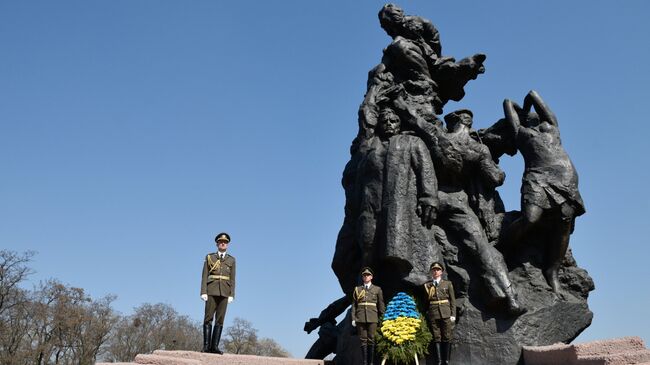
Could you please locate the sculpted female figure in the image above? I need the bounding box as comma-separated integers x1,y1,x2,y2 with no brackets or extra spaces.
502,91,585,293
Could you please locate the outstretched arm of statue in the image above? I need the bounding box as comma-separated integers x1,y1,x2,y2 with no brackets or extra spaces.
523,90,558,127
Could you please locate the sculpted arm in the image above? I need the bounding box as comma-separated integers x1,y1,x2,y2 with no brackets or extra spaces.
503,99,522,139
524,90,558,127
477,144,506,188
421,18,442,56
411,138,438,228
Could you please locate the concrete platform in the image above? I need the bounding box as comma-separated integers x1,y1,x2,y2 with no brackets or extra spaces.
98,350,329,365
523,337,650,365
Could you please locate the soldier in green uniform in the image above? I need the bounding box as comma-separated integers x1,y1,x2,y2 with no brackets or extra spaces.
351,267,385,365
423,262,456,365
200,232,236,354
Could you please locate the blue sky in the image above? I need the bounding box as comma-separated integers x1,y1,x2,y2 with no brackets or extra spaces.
1,0,649,358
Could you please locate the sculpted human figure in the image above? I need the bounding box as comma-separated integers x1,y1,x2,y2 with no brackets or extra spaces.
376,4,486,115
332,102,441,294
395,98,525,316
502,90,585,293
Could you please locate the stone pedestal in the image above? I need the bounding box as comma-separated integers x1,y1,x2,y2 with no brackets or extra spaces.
523,337,650,365
97,350,330,365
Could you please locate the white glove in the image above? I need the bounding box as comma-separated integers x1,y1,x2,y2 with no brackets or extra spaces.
450,316,456,322
201,294,208,302
228,296,234,304
351,320,356,327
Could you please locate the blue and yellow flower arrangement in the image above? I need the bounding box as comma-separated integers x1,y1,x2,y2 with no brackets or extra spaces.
376,292,431,364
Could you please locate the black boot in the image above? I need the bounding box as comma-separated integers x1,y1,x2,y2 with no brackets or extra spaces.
210,324,223,354
432,342,442,365
202,324,212,352
441,342,450,365
368,344,376,365
360,344,368,365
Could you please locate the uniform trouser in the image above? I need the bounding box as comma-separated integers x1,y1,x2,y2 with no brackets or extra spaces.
204,295,228,325
357,322,378,345
428,318,453,342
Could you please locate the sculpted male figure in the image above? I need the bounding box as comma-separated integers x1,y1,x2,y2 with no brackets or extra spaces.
200,233,236,354
332,103,440,292
376,4,486,114
357,105,439,287
396,99,525,316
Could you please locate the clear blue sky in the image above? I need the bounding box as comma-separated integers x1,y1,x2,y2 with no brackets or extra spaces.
1,0,649,358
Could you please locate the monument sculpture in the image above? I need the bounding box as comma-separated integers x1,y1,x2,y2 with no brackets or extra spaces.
307,4,593,365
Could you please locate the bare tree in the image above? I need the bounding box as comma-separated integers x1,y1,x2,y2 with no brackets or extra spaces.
0,250,34,365
22,280,117,365
0,250,34,316
222,318,258,355
255,338,291,357
102,303,201,362
222,317,290,357
0,251,288,364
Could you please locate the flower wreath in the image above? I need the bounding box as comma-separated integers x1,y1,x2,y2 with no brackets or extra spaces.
376,292,431,364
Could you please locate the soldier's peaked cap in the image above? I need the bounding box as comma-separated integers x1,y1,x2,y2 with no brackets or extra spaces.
215,233,231,243
430,262,444,271
360,267,374,276
444,109,473,125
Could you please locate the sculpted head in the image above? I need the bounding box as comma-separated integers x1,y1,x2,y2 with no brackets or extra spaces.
378,107,401,138
444,109,473,132
378,4,404,37
524,111,541,127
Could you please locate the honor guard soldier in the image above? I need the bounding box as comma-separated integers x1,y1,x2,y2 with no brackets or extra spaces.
200,232,236,354
351,267,385,365
424,262,456,365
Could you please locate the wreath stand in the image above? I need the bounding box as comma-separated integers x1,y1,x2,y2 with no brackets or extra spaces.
380,353,419,365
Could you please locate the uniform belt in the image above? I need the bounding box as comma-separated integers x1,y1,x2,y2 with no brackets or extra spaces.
359,303,377,307
208,275,230,280
430,299,449,305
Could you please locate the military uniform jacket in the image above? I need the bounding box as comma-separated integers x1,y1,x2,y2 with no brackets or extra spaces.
424,279,456,320
201,253,236,298
351,284,385,324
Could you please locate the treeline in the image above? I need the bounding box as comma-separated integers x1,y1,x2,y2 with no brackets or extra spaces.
0,250,289,365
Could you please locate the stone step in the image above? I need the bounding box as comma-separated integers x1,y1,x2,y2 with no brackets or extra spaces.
152,350,327,365
135,354,201,365
522,337,649,365
522,343,576,365
574,337,647,357
577,349,650,365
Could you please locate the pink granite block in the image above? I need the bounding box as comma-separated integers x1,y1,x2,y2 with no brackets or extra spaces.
574,337,646,357
151,350,327,365
578,349,650,365
522,343,576,365
135,354,201,365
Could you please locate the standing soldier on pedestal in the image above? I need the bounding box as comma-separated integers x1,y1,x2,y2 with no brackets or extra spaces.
200,232,236,354
424,262,456,365
351,267,385,365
